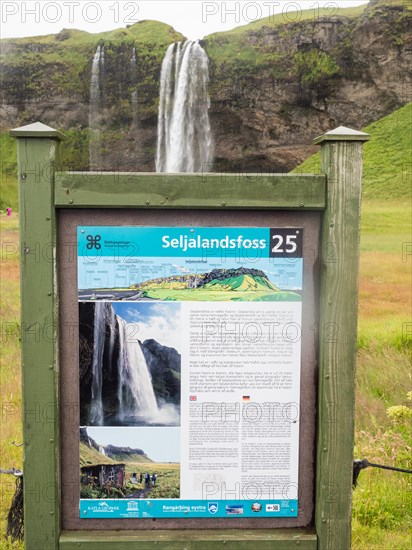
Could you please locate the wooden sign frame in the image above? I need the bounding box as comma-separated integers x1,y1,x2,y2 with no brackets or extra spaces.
11,121,369,550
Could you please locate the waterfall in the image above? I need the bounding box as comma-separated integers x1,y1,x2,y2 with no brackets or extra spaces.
108,304,116,375
89,45,104,169
156,40,213,173
82,302,180,426
117,316,159,422
90,301,105,425
99,445,106,456
130,47,138,126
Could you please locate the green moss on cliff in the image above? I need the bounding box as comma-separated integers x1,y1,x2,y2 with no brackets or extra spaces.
0,20,184,103
206,3,367,42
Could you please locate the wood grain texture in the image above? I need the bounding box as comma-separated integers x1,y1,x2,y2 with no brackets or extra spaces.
16,135,62,549
59,528,317,549
54,172,326,210
315,139,365,550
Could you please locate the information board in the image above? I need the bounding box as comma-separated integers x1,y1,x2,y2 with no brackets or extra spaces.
77,226,303,519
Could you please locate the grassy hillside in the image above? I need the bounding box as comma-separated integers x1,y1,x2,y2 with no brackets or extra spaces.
106,450,153,463
204,0,410,91
293,103,412,199
204,3,367,67
79,442,115,467
1,20,183,83
0,20,183,125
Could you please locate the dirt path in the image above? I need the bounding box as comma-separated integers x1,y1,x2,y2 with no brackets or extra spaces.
126,487,152,499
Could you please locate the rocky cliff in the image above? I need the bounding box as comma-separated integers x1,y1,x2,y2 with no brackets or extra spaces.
1,1,411,172
104,444,152,462
141,339,181,406
80,427,152,463
205,1,411,170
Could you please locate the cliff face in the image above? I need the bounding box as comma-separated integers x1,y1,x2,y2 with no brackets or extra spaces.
206,3,411,171
80,428,152,462
1,2,411,172
141,339,181,405
79,301,121,422
105,444,151,462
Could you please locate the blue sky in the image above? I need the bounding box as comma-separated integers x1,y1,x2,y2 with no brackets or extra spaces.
112,302,182,352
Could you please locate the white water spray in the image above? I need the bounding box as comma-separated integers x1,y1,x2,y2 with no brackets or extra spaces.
156,40,213,173
130,47,138,126
89,45,104,168
117,316,159,422
90,301,105,425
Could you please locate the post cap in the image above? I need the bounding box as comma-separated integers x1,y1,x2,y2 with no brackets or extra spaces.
10,121,66,140
313,126,370,145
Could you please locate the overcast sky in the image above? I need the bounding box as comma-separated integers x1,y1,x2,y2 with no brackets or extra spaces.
1,1,368,40
87,427,180,462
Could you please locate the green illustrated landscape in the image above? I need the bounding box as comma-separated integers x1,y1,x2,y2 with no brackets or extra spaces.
82,267,302,302
135,267,301,302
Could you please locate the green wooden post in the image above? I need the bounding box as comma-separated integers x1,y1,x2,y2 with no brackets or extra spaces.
314,127,370,550
10,122,65,550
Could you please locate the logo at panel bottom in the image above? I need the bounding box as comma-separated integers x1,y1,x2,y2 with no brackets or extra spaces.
226,504,244,515
266,503,280,512
208,502,218,514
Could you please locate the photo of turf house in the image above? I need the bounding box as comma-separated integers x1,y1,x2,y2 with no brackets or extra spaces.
81,463,126,489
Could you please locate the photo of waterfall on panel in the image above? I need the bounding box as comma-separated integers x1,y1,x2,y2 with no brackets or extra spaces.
156,40,213,173
79,301,181,427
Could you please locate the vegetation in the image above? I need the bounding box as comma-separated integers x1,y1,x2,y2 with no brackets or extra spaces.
0,134,18,211
205,3,368,44
79,442,116,467
124,462,180,499
293,49,340,103
294,102,412,200
80,478,125,500
104,450,152,463
203,2,369,88
79,454,180,500
353,390,411,548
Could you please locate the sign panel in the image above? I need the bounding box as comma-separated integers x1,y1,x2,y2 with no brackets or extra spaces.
78,226,303,519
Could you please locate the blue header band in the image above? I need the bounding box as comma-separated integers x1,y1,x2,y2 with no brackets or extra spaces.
78,226,272,258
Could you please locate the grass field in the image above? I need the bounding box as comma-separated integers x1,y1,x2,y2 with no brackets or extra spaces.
352,201,411,550
123,462,180,499
0,198,410,548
